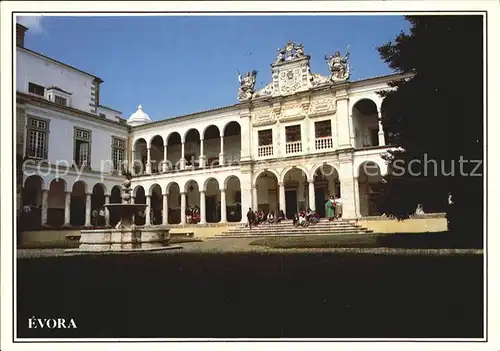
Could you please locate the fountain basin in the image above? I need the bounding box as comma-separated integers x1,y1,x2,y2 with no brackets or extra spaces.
76,227,171,252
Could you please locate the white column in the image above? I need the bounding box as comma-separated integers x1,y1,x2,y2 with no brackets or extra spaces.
339,159,356,219
180,192,186,225
298,180,305,202
353,177,360,218
145,195,151,225
240,113,252,162
162,192,168,225
146,147,152,174
162,144,168,172
252,185,258,211
199,190,206,224
335,91,353,149
104,195,110,227
219,135,225,166
278,182,286,216
220,189,227,223
378,112,386,146
63,191,71,226
308,180,316,211
240,172,253,223
180,142,186,170
41,189,48,226
84,192,91,227
199,139,206,168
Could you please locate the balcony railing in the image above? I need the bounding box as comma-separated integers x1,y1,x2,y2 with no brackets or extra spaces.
315,136,333,150
285,141,302,154
258,145,273,157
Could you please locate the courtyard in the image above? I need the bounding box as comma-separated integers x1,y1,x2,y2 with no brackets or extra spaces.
16,233,484,339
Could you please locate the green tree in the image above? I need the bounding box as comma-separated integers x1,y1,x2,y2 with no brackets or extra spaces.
375,15,483,245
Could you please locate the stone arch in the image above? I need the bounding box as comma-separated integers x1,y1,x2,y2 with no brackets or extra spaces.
224,175,240,190
91,183,106,226
133,138,148,175
254,170,280,214
70,180,87,226
23,174,46,190
149,183,163,225
203,176,220,192
280,165,311,183
148,183,162,196
183,179,199,194
149,135,164,173
354,158,387,178
224,175,242,222
358,161,383,216
133,185,145,198
310,163,340,180
351,98,381,149
110,185,122,203
165,181,179,195
183,128,201,143
253,168,280,185
312,163,341,217
46,178,68,227
166,182,181,224
92,182,108,196
202,124,220,140
223,120,241,136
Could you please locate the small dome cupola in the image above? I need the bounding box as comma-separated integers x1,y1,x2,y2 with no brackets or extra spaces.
127,105,152,127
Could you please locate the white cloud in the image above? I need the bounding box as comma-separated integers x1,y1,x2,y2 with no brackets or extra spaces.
17,16,45,34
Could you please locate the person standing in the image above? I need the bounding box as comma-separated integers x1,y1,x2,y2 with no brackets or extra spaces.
246,207,254,229
335,196,343,219
325,196,336,221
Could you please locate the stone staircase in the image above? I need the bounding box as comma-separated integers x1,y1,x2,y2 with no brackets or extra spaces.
214,219,374,238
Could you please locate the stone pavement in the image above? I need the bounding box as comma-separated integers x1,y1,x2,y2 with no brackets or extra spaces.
16,237,483,259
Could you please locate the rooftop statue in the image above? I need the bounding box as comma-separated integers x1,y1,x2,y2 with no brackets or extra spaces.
325,48,351,82
237,69,257,102
274,40,306,65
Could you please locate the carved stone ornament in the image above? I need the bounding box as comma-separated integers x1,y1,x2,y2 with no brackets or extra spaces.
309,98,336,116
274,40,307,65
252,108,277,126
237,70,257,102
325,50,351,82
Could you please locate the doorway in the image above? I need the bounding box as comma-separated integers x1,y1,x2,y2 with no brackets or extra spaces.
315,187,326,218
206,196,217,222
285,189,297,219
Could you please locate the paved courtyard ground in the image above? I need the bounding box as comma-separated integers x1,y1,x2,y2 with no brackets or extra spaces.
15,234,484,339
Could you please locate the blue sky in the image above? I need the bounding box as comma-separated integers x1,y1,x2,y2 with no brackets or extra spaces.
18,15,410,121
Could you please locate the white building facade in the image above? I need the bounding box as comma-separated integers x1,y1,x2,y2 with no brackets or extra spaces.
17,25,401,230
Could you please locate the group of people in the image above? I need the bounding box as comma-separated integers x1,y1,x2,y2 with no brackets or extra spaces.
325,195,343,221
185,206,201,224
292,208,321,227
245,209,286,228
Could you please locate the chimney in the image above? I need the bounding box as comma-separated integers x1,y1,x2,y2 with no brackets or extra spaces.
16,23,28,48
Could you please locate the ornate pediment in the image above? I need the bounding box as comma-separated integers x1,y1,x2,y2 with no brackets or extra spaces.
237,41,352,102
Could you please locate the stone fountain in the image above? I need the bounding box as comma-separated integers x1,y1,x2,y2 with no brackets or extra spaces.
66,178,181,253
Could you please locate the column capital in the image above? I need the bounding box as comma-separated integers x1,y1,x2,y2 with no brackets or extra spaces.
220,188,226,192
199,190,206,194
85,192,92,196
162,192,169,196
65,191,72,195
278,182,284,187
145,194,151,198
308,179,315,184
180,192,186,195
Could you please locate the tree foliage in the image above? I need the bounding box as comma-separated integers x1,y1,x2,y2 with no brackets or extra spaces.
375,15,484,243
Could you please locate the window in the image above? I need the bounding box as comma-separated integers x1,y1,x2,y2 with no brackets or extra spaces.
315,120,332,138
26,116,49,159
28,82,45,97
74,128,92,168
258,129,273,146
112,137,125,171
285,125,301,142
54,95,67,106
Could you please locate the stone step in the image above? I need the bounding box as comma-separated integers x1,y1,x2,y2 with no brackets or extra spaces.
214,231,373,238
219,227,373,236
